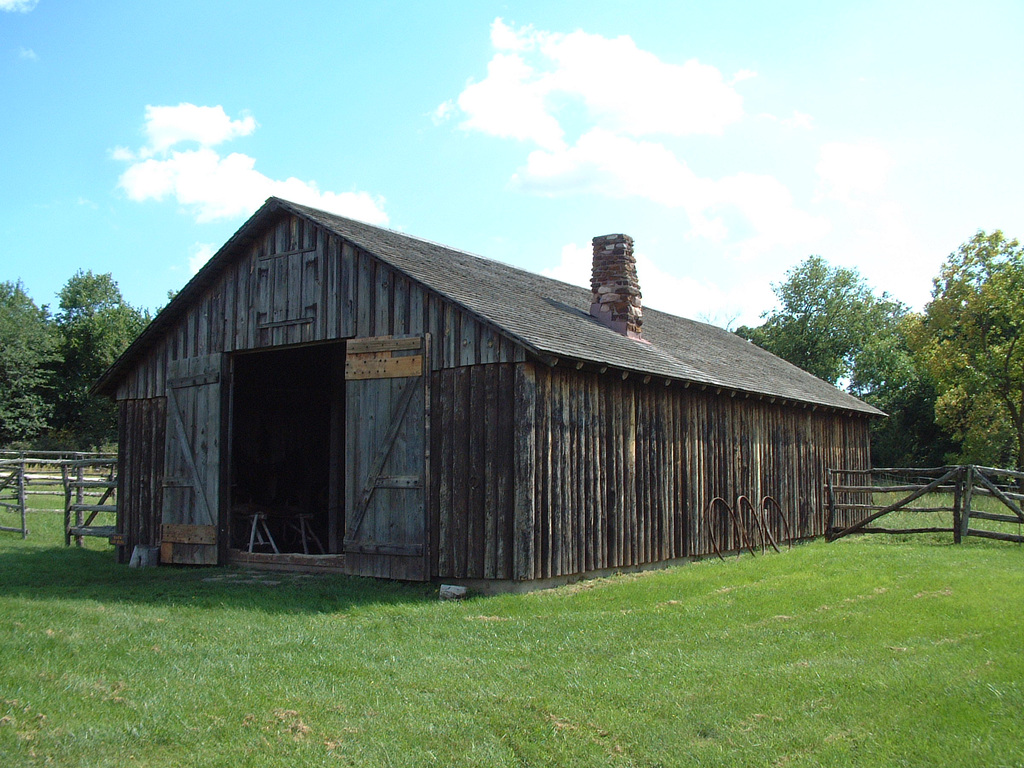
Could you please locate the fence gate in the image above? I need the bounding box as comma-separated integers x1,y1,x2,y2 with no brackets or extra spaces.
827,465,1024,543
958,465,1024,543
161,353,223,564
344,335,429,581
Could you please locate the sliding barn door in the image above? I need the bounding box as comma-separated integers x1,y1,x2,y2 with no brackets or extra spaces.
160,353,223,565
344,336,429,580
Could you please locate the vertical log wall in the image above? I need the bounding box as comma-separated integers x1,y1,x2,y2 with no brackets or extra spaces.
429,362,871,582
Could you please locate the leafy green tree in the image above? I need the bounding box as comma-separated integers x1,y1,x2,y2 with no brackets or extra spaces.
736,256,904,385
920,230,1024,469
737,256,950,467
53,271,149,449
851,314,956,467
0,281,58,446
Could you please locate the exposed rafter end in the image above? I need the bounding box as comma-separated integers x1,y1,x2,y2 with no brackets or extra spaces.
642,375,652,384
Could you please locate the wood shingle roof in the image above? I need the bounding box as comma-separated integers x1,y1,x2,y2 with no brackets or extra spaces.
97,197,883,416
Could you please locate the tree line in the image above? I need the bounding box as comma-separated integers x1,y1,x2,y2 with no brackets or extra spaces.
0,271,149,450
737,230,1024,469
2,229,1022,468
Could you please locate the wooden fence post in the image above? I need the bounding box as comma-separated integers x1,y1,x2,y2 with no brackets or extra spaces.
952,466,963,544
17,459,27,539
62,462,71,547
960,465,974,541
74,462,85,547
825,470,836,540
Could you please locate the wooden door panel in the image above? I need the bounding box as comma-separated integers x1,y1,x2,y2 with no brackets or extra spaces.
160,354,222,565
344,336,429,580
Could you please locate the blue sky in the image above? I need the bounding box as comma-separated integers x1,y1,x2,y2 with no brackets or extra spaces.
3,0,1022,327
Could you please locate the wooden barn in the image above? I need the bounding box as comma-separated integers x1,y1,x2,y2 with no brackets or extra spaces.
94,197,880,586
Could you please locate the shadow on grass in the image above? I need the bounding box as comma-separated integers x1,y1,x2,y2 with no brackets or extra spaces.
0,544,437,614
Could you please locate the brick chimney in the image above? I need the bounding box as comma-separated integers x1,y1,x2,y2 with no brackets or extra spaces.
590,234,642,339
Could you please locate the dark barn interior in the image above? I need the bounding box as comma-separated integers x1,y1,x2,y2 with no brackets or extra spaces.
229,343,344,555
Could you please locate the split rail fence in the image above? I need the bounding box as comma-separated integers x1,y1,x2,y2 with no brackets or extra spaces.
826,465,1024,544
0,452,119,545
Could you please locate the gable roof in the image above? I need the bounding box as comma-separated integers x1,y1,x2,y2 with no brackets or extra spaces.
95,197,882,416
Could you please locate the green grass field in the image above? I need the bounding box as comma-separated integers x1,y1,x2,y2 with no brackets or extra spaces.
1,507,1022,767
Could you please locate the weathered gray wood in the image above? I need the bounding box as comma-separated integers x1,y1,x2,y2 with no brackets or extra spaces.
829,467,960,541
961,466,974,540
967,510,1024,524
346,376,418,540
513,363,536,580
966,528,1024,543
344,335,428,580
832,484,957,494
973,470,1024,522
160,354,222,565
68,525,117,538
855,526,954,535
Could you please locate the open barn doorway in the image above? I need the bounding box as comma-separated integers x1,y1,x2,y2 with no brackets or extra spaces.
228,342,345,560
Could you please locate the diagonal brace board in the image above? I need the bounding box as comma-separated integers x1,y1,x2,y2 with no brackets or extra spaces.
345,376,420,542
973,469,1024,523
166,384,215,525
829,466,962,540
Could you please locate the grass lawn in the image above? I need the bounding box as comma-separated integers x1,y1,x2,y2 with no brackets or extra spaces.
1,508,1022,767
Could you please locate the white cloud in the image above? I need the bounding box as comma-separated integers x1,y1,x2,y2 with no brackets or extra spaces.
188,242,218,274
540,242,591,286
431,100,455,125
539,29,744,138
448,19,824,260
457,52,565,150
116,104,388,225
816,141,891,202
140,103,256,156
491,17,535,51
450,18,745,148
515,129,828,258
1,0,38,12
713,173,831,260
18,47,38,60
782,110,814,130
110,146,136,162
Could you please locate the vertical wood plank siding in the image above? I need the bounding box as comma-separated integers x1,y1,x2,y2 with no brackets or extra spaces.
498,364,871,581
431,364,517,579
115,397,166,562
